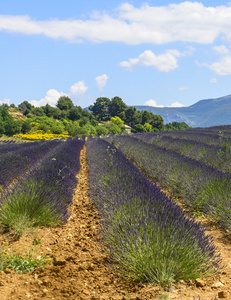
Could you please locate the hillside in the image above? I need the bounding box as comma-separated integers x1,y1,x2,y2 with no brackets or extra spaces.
135,94,231,127
134,106,194,126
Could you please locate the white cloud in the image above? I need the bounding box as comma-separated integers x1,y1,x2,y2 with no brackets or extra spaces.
0,99,10,105
144,99,185,107
30,89,66,107
95,74,109,91
209,56,231,75
213,45,229,55
144,99,164,107
69,80,88,96
120,49,184,72
210,78,218,83
1,3,231,44
168,102,185,107
29,81,88,107
178,87,190,91
204,45,231,75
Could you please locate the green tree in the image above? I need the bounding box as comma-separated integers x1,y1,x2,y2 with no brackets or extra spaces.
32,107,45,116
68,106,82,121
141,110,152,125
21,121,32,134
84,123,96,135
0,114,5,136
18,101,34,113
108,97,127,119
111,116,124,126
67,121,80,137
144,123,153,132
38,123,49,132
42,104,61,119
131,124,147,133
95,125,109,135
149,115,164,131
89,97,111,121
90,119,98,127
0,106,22,136
56,96,74,111
106,123,121,134
51,122,65,134
125,108,142,127
79,117,90,127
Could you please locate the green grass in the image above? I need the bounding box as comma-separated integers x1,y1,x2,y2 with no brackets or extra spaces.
0,181,63,237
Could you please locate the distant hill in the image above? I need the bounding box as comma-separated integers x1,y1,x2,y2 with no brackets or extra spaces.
135,94,231,127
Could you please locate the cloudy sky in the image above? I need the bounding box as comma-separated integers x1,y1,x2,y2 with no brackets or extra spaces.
1,0,231,108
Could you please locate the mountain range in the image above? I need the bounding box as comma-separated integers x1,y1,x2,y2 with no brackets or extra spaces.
135,94,231,127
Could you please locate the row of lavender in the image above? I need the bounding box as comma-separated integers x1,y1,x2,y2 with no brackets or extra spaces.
104,134,231,231
132,132,231,173
86,136,221,288
0,139,63,190
156,125,231,146
0,137,84,236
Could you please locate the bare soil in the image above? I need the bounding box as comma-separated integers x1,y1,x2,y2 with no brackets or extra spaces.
0,146,231,299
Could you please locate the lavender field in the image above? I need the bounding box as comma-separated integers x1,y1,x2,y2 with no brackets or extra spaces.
0,126,229,288
86,132,224,288
0,137,84,236
104,125,231,231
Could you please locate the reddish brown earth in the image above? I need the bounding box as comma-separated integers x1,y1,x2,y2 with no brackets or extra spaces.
0,146,231,299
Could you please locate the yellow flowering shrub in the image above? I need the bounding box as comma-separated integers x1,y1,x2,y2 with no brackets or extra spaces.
14,130,71,141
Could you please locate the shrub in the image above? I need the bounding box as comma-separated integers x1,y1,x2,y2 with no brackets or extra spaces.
86,137,221,289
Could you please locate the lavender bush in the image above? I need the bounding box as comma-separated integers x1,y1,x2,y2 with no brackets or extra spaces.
105,134,231,231
131,132,231,173
86,137,221,288
0,140,33,156
0,139,63,190
0,137,84,236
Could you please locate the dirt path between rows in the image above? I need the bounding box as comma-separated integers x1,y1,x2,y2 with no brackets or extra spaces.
0,146,231,299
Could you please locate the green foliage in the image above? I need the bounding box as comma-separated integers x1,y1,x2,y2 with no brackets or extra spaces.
144,123,153,132
157,294,170,300
84,123,97,135
50,122,65,134
56,96,74,111
111,116,124,126
90,119,98,127
165,122,191,131
149,114,164,131
131,124,146,133
42,104,61,119
38,123,49,132
68,106,82,121
21,121,32,134
218,139,231,154
108,96,127,119
29,116,66,134
90,97,164,132
89,97,111,121
31,107,45,116
32,237,41,245
125,107,141,127
18,101,34,113
0,249,49,273
0,181,63,237
0,96,191,138
66,121,80,137
0,106,22,136
95,125,109,135
106,122,122,134
78,117,90,127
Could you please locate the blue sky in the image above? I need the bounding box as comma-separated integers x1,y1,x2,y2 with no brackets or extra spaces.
1,0,231,108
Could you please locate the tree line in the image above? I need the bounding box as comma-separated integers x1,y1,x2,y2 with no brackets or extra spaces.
0,96,191,137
